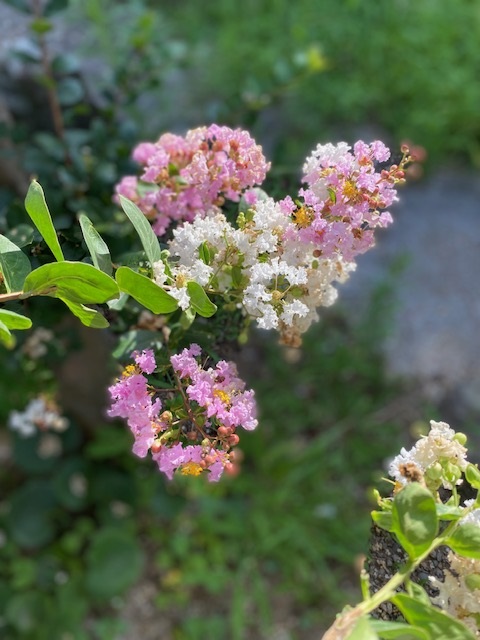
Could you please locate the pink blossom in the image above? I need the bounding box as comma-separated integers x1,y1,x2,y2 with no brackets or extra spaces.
113,125,270,237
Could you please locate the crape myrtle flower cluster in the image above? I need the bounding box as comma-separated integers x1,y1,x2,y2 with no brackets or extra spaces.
146,136,410,346
108,346,257,482
115,124,270,236
388,420,469,491
8,396,69,438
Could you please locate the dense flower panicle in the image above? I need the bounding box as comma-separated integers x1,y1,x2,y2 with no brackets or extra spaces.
8,397,69,437
107,346,257,481
114,125,270,236
388,420,468,490
292,140,403,261
117,131,405,345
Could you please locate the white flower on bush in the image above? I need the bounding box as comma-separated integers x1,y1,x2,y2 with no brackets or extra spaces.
8,397,68,438
388,420,468,490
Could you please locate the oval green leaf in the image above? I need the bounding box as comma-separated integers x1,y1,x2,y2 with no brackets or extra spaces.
115,266,178,314
0,319,14,348
85,528,145,600
465,464,480,490
0,234,31,292
391,483,438,559
187,281,217,318
445,523,480,559
24,180,64,262
0,309,32,330
392,594,476,640
22,261,119,304
370,620,430,639
371,510,393,532
118,195,162,266
78,213,112,275
59,296,109,329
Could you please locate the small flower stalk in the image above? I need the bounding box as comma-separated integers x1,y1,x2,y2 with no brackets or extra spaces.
108,347,257,482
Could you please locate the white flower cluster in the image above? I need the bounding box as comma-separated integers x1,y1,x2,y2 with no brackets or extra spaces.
430,551,480,637
8,397,69,438
388,420,468,490
156,196,355,345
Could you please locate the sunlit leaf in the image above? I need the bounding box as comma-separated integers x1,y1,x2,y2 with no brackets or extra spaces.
115,266,178,314
22,261,119,305
392,594,476,639
78,213,112,275
370,619,430,639
0,309,32,330
446,523,480,559
118,195,162,266
391,483,438,559
24,180,64,262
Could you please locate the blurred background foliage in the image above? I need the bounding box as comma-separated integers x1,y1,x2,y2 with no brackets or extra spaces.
0,0,475,637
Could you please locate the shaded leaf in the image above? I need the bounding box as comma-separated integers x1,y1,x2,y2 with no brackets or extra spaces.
85,528,145,600
0,234,31,292
59,296,109,329
115,266,178,314
24,180,64,262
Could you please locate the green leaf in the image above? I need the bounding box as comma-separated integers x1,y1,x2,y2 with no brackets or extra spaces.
199,241,212,265
187,281,217,317
346,615,379,639
370,620,430,639
115,266,178,314
24,180,64,262
435,503,464,521
0,320,14,348
0,309,32,330
0,234,31,292
391,483,438,559
22,261,119,305
118,195,162,266
85,528,145,600
59,297,109,329
392,594,476,640
446,523,480,559
371,510,393,531
78,213,112,275
7,481,56,549
465,464,480,490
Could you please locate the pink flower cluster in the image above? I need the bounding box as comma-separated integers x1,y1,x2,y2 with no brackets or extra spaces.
107,346,257,482
115,124,270,236
279,140,405,262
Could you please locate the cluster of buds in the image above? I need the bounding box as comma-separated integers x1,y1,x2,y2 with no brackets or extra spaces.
108,346,257,482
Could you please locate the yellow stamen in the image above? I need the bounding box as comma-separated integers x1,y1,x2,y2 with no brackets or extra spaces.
122,364,138,378
213,389,232,407
180,462,204,477
292,206,314,229
342,180,360,202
